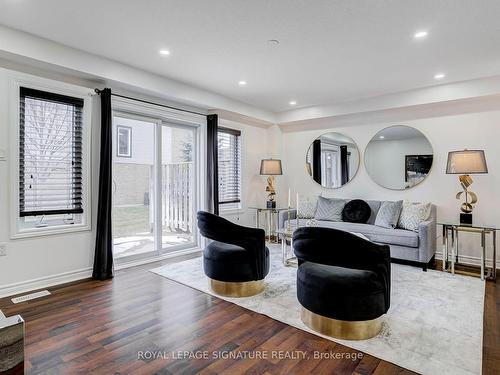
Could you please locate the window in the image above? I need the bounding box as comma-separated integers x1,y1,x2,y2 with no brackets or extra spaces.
18,86,85,230
116,125,132,157
218,127,241,209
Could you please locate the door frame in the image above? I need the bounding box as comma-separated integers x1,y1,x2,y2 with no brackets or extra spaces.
111,96,206,264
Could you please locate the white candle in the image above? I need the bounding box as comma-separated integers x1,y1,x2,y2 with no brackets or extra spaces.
296,193,299,211
288,188,291,208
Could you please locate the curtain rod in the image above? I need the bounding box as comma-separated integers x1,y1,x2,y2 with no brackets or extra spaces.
94,89,207,116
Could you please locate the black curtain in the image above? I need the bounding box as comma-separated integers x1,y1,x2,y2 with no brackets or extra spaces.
93,88,114,280
340,145,349,185
312,139,322,185
207,114,219,215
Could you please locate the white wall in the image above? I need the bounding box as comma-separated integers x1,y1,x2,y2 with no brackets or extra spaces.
365,137,433,190
280,110,500,266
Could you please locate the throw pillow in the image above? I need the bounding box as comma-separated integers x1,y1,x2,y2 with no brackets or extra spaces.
297,195,318,219
398,201,432,232
374,200,403,228
342,199,371,223
314,196,346,221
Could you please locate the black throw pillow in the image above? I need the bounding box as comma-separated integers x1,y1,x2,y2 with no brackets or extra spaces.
342,199,371,223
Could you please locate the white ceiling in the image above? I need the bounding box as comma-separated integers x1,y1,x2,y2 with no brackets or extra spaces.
0,0,499,113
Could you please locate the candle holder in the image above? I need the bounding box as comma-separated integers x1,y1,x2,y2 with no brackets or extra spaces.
287,205,291,233
296,193,300,229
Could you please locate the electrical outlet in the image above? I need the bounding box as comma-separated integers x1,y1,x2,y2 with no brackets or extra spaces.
0,243,7,256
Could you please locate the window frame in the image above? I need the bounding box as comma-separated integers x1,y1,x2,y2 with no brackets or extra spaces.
9,74,93,239
217,126,242,211
116,125,132,158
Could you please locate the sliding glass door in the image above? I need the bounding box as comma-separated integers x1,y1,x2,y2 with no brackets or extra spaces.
112,114,198,261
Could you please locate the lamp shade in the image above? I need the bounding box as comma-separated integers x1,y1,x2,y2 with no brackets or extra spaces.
260,159,282,175
446,150,488,174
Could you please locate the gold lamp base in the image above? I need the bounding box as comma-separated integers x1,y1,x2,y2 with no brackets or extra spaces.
208,278,265,297
301,307,382,340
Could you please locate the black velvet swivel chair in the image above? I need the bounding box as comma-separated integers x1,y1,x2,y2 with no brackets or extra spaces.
293,227,391,340
197,211,270,297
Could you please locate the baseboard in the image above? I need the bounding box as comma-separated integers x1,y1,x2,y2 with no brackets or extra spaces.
435,251,499,268
0,267,93,299
0,248,203,299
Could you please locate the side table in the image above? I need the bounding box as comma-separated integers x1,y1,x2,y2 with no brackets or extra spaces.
439,221,497,281
249,207,288,243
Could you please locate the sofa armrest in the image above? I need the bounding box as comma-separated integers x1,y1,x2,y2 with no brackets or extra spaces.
279,209,297,229
418,219,437,263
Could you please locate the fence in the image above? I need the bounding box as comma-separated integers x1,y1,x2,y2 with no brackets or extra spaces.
162,162,193,233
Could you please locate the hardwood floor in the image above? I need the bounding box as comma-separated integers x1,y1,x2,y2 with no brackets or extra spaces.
0,257,498,375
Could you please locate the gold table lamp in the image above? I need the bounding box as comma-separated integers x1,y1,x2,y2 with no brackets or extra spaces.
260,159,282,208
446,150,488,224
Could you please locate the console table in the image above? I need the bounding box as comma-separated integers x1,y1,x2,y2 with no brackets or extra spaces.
439,221,497,281
249,207,288,243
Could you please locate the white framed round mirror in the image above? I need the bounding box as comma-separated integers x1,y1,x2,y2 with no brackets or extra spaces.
305,132,360,189
364,125,434,190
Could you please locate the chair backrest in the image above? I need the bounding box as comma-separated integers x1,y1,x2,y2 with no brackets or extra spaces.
293,226,390,271
197,211,264,241
197,211,234,242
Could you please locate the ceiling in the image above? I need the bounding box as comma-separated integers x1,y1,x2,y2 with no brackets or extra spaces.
0,0,499,113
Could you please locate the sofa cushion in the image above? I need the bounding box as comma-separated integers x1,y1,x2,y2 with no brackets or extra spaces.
314,196,345,221
375,200,403,228
289,221,419,248
342,199,371,223
297,262,386,321
297,195,317,219
398,201,432,232
366,200,382,224
203,242,270,282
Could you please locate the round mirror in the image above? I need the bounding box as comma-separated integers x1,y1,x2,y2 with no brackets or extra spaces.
365,125,434,190
305,132,360,188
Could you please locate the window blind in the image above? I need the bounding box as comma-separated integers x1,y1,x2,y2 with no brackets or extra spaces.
217,127,241,205
19,87,84,217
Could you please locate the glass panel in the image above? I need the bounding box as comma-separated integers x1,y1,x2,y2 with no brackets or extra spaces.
112,116,155,259
161,125,195,250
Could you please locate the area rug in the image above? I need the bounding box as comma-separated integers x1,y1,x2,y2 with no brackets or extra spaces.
150,245,484,375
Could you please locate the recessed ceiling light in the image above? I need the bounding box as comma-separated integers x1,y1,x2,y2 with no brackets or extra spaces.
434,73,445,80
379,135,385,139
238,80,247,86
289,100,297,106
159,49,170,56
414,30,428,39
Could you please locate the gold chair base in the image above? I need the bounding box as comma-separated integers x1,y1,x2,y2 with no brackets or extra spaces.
301,307,382,340
208,278,265,297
